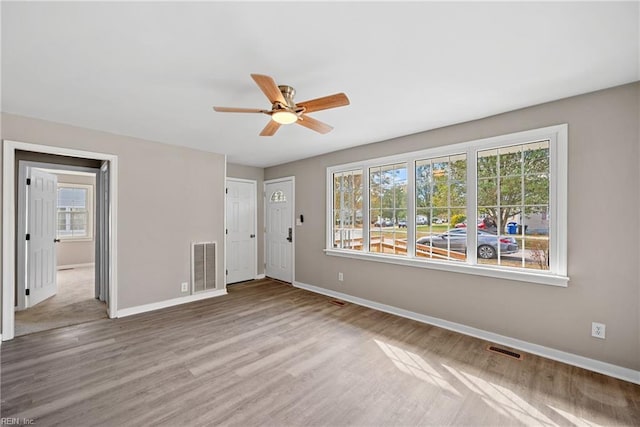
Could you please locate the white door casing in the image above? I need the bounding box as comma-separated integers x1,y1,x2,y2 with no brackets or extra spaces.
26,168,58,307
265,178,294,283
3,139,119,341
226,179,257,284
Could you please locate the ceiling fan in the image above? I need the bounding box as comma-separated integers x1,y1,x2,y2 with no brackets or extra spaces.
213,74,350,136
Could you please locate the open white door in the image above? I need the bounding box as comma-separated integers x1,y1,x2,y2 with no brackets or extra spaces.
226,179,257,284
26,168,58,307
265,178,294,283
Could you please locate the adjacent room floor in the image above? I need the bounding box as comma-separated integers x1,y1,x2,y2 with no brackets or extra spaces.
14,265,107,337
2,279,638,426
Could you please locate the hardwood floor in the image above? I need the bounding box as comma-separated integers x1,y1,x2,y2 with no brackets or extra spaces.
1,279,639,426
14,266,107,337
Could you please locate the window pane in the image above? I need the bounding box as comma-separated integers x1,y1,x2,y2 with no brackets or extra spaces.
415,154,466,261
333,170,363,250
477,149,497,178
478,140,550,270
500,176,522,206
369,163,407,256
57,186,90,238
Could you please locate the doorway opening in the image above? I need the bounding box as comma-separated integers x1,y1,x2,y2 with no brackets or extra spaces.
14,163,105,336
2,140,118,341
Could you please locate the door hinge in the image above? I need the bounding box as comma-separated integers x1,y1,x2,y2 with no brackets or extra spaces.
26,178,31,185
225,269,228,275
225,187,228,194
25,233,30,241
225,228,228,235
25,289,30,296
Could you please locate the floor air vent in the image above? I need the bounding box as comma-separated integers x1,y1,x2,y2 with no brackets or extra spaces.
487,345,522,360
192,242,216,292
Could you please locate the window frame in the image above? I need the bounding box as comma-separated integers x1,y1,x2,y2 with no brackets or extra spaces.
56,182,94,241
325,124,568,287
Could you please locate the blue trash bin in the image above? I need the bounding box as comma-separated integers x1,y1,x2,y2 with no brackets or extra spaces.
507,222,517,234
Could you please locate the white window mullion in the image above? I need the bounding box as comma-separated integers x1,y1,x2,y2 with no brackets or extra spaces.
467,148,478,266
362,167,370,252
521,148,526,269
407,160,416,258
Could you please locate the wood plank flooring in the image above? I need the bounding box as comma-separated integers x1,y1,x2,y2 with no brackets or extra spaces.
15,266,107,337
1,279,639,426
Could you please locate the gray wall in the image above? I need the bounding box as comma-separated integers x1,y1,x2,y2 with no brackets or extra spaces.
227,163,265,276
54,172,96,267
265,82,640,371
2,113,226,311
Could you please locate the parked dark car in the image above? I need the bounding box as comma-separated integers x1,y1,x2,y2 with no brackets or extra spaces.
398,219,407,228
373,218,394,227
416,228,518,259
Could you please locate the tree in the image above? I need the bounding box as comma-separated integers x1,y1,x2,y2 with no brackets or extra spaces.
370,165,407,221
477,145,549,229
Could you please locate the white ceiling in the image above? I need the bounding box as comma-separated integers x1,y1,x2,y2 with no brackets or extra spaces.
2,1,638,168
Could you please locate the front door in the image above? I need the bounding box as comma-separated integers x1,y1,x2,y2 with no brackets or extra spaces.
26,168,58,307
265,179,293,283
226,179,257,284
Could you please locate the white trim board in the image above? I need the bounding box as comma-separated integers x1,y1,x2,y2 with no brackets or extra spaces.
117,289,227,318
293,280,640,385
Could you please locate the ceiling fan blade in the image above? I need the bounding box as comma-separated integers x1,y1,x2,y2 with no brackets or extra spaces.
297,93,350,113
260,120,281,136
251,74,286,105
296,114,333,134
213,106,266,113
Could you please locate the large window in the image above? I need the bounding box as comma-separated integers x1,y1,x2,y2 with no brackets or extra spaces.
326,125,568,286
57,183,93,240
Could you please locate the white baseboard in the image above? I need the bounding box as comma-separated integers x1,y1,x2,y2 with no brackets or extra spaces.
117,288,227,318
57,262,95,270
293,281,640,385
255,274,266,279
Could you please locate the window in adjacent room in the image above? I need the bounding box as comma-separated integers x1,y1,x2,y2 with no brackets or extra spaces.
57,183,93,240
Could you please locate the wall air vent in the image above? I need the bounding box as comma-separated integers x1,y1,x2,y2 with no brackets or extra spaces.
192,242,216,293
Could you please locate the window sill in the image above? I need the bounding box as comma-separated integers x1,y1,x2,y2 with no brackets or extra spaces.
324,249,569,287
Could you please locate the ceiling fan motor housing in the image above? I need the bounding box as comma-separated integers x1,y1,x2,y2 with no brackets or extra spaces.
277,85,296,109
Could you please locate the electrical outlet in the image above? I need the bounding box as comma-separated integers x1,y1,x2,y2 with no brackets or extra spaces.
181,282,189,292
591,322,606,339
338,272,344,282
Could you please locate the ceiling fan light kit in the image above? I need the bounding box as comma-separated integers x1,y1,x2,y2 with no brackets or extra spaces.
213,74,350,136
271,110,298,125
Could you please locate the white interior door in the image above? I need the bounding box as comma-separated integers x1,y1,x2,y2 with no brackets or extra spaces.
265,179,293,283
26,168,58,307
226,179,256,284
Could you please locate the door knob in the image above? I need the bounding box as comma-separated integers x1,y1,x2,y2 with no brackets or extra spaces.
54,238,61,243
250,234,255,238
